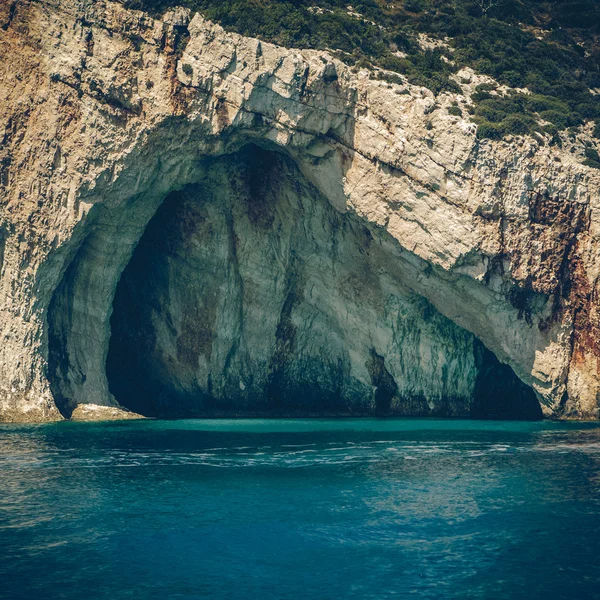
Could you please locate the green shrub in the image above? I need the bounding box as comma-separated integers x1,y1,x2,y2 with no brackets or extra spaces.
539,110,569,129
525,95,570,114
475,83,497,93
404,0,425,13
584,146,600,169
501,113,538,136
471,90,493,103
585,147,600,162
476,121,502,139
376,71,404,86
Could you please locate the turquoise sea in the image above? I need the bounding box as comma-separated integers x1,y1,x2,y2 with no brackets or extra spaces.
1,418,600,599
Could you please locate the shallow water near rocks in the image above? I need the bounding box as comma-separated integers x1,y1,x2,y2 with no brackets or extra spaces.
1,418,600,600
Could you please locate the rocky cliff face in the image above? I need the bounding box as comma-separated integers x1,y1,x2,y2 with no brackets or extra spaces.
0,0,599,421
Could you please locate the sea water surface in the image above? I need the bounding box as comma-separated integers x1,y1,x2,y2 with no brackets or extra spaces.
1,418,600,600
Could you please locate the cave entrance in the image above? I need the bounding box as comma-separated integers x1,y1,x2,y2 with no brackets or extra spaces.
101,145,541,420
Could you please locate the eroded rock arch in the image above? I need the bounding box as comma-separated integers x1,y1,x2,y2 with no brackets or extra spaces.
44,142,540,419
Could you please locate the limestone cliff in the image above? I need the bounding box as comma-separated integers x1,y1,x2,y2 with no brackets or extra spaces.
1,0,599,421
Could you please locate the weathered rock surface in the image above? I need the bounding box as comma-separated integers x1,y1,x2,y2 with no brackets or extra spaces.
0,0,599,420
70,403,145,421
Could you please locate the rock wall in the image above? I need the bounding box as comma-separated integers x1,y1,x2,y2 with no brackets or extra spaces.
0,0,599,420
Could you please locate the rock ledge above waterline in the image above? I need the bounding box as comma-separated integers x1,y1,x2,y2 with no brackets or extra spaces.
70,404,146,422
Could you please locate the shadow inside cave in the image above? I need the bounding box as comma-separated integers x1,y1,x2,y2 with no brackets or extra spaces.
94,145,542,420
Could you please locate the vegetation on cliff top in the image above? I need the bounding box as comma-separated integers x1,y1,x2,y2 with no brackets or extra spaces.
122,0,600,142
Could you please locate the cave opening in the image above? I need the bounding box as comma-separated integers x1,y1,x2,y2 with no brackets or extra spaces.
99,144,542,420
45,144,541,420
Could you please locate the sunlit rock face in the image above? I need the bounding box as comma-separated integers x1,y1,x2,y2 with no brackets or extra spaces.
0,0,599,421
107,146,539,419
